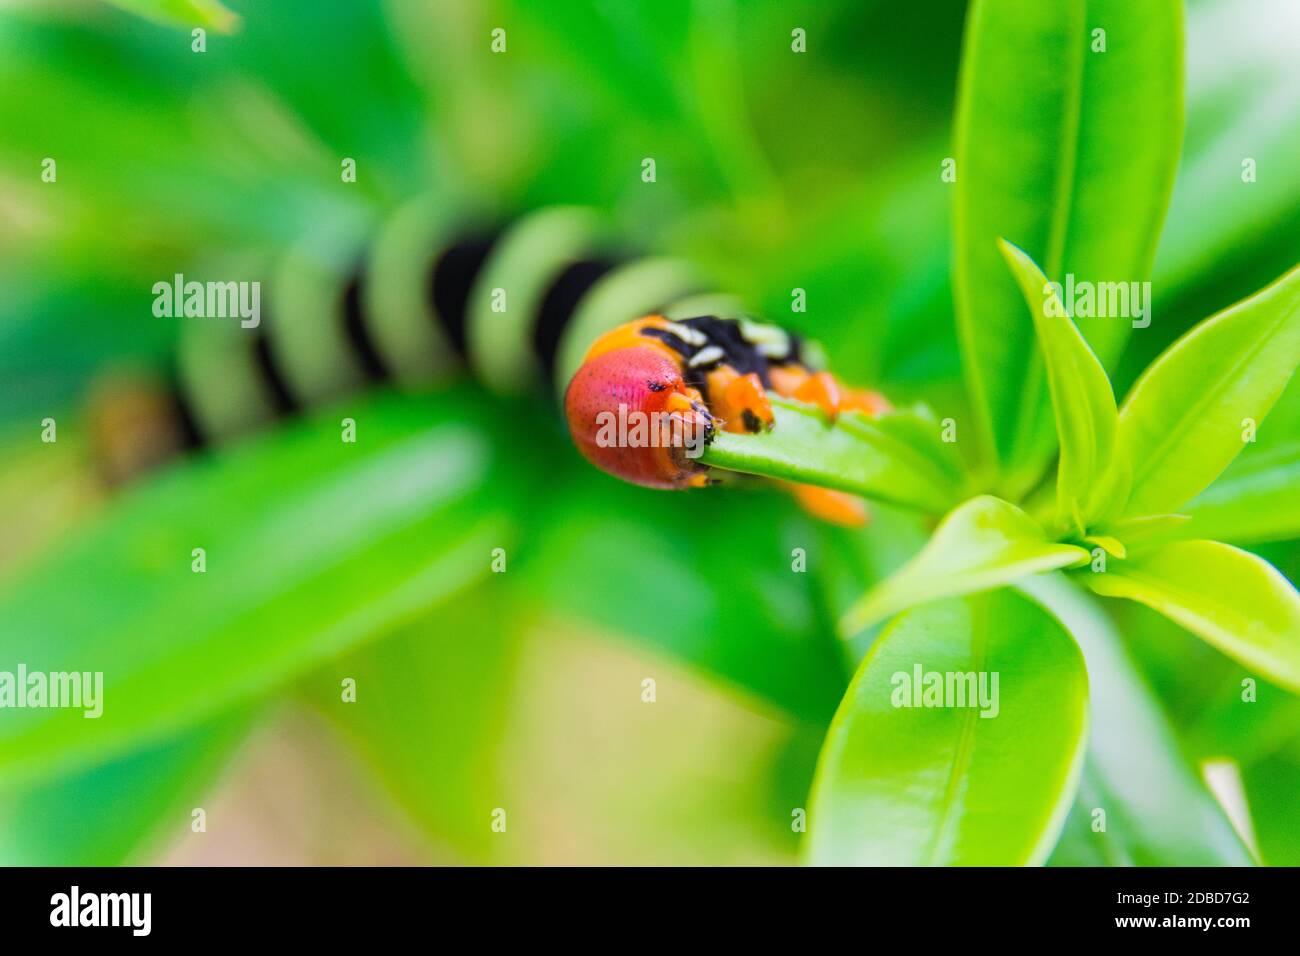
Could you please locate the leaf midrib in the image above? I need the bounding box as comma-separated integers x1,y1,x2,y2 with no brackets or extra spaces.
1094,554,1286,659
951,0,999,464
923,601,988,865
1052,310,1105,520
1008,1,1088,469
1125,307,1291,497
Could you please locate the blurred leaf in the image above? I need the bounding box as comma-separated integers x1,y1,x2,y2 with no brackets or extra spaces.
1152,0,1300,308
702,398,965,515
517,466,852,724
952,0,1182,480
1182,379,1300,545
1117,264,1300,517
0,14,339,246
1023,576,1252,865
1243,750,1300,866
1109,587,1300,768
511,0,694,123
103,0,240,33
220,1,431,192
1102,513,1192,551
999,239,1124,529
0,390,518,786
742,139,960,392
807,590,1088,865
0,424,102,576
1119,0,1300,396
301,587,522,863
490,619,813,865
814,503,930,633
494,0,751,208
1081,539,1300,693
841,495,1088,636
0,712,252,865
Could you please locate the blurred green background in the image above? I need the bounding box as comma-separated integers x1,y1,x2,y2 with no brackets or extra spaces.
0,0,1297,865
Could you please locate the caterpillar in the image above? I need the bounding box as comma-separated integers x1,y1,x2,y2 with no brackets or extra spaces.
91,200,888,524
565,315,890,492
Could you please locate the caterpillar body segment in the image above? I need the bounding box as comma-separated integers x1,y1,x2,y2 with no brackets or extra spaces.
97,200,889,525
463,206,612,394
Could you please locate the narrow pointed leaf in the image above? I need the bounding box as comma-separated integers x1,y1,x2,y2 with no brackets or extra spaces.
808,590,1088,865
1080,539,1300,693
1118,263,1300,517
953,0,1183,473
841,495,1088,636
999,239,1122,528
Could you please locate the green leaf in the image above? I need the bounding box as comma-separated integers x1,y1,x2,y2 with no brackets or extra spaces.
815,503,932,639
1083,535,1125,559
519,470,851,723
1244,750,1300,866
1117,263,1300,517
301,589,521,863
0,391,516,786
1080,539,1300,693
953,0,1183,479
701,398,965,516
1181,380,1300,545
1102,513,1191,551
748,140,958,389
0,713,252,865
1020,576,1252,866
841,495,1089,637
103,0,240,33
807,590,1088,865
1154,0,1300,298
1182,445,1300,546
998,239,1123,529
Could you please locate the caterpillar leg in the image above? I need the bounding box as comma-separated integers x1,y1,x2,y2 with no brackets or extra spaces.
771,368,891,422
786,482,870,527
789,371,891,422
792,371,842,420
842,385,893,417
708,369,774,434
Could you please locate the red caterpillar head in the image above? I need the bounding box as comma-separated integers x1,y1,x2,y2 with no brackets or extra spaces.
564,346,715,489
